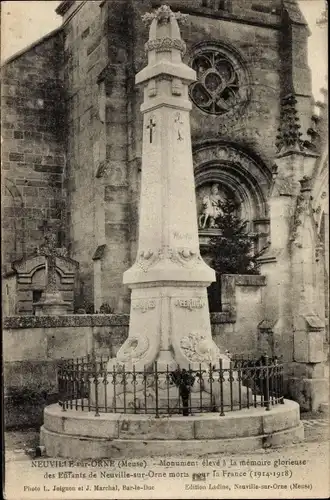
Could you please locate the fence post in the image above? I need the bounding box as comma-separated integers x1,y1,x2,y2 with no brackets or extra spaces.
112,365,117,413
264,355,270,411
143,365,147,414
133,365,137,414
208,363,213,411
280,360,285,404
219,359,225,416
166,365,170,414
154,362,159,418
123,364,127,413
237,360,242,410
229,360,234,411
59,365,66,412
199,363,203,412
103,359,108,413
94,358,100,417
80,357,85,411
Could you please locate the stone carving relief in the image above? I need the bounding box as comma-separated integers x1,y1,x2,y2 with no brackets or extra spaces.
290,194,312,249
145,38,186,55
180,332,222,363
136,249,163,272
174,112,184,141
198,183,225,229
193,144,269,185
169,247,203,268
193,144,271,224
142,5,188,28
136,247,204,272
117,336,149,363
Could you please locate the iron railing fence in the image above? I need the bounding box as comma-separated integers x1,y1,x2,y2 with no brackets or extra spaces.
57,355,284,417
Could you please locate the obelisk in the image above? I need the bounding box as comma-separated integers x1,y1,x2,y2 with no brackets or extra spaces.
107,5,229,374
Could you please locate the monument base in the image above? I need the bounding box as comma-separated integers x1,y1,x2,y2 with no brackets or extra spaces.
40,401,303,458
34,292,70,316
90,379,252,413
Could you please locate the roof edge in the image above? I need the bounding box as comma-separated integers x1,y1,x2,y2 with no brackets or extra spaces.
282,0,310,30
1,26,63,68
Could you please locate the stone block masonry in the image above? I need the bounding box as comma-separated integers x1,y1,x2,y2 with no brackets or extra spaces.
62,0,132,310
1,30,66,267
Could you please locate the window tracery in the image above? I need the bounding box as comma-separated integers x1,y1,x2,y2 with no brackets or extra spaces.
189,44,250,116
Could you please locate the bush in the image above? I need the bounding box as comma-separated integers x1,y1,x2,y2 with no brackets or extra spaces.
208,198,261,275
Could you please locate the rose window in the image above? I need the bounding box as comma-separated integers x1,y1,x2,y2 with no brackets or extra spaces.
189,47,248,115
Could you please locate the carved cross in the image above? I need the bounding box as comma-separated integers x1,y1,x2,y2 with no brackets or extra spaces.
37,220,60,294
147,117,156,143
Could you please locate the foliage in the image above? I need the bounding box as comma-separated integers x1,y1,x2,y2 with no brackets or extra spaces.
99,302,114,314
208,198,261,276
170,368,195,394
74,300,94,314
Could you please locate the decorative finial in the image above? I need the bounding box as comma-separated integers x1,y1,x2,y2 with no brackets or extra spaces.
142,5,188,27
275,93,303,154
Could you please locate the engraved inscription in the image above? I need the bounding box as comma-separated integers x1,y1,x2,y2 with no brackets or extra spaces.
174,112,184,141
173,231,193,241
132,299,156,313
175,298,206,311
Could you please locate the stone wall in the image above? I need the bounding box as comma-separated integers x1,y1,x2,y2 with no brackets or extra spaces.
212,274,267,356
62,0,107,306
63,0,132,312
4,315,128,429
1,30,66,268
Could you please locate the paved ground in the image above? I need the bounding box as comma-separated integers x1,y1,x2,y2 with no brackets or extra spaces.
4,411,329,500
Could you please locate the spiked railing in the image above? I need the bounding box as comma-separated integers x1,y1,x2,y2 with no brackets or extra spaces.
57,354,284,416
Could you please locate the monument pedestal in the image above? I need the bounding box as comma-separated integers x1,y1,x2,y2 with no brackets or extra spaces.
34,291,70,316
40,401,304,458
112,282,228,371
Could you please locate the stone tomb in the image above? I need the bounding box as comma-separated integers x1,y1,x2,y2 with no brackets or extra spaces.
3,252,78,315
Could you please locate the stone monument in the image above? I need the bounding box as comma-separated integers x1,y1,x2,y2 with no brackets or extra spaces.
40,6,304,458
107,5,229,377
33,220,70,315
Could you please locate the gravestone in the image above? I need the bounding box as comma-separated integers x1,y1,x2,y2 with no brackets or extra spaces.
33,221,70,315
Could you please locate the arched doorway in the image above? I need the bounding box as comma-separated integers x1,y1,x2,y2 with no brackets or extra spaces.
193,141,271,312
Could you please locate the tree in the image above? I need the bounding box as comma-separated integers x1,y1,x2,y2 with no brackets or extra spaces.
208,198,260,276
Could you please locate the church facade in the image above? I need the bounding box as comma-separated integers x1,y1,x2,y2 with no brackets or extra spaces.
1,1,328,407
